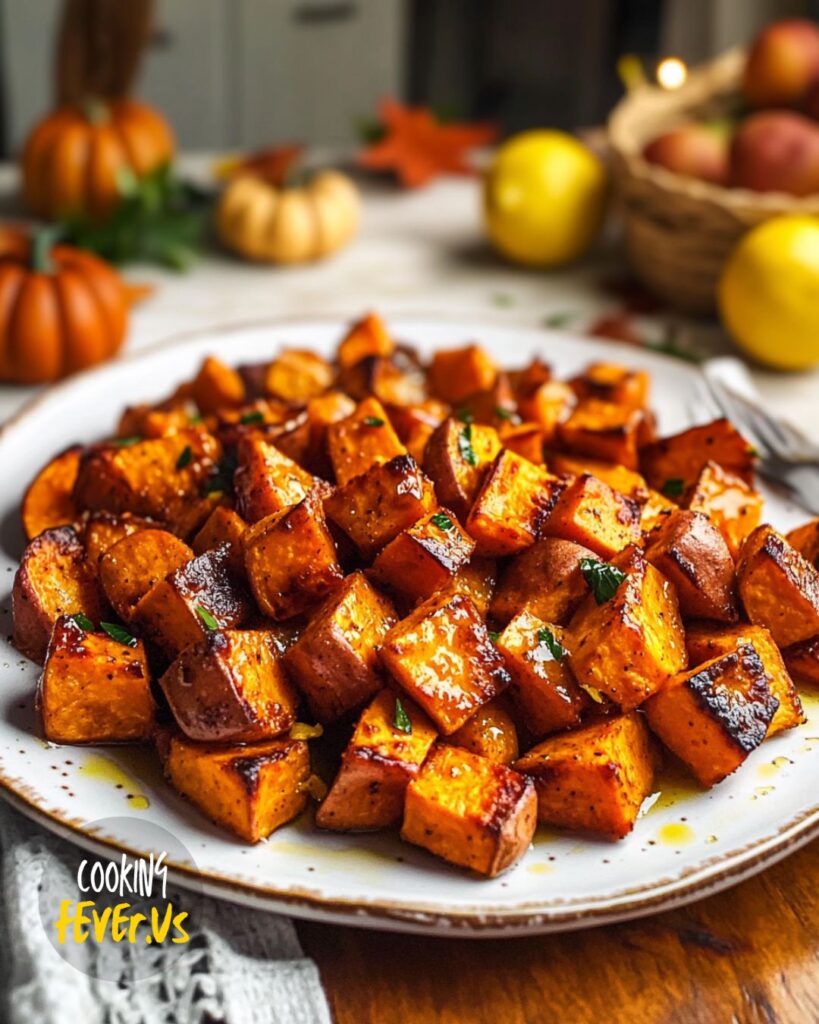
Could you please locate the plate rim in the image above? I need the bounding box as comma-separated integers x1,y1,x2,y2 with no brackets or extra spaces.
1,313,817,937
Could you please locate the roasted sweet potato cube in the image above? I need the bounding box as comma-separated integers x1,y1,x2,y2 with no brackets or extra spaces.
264,348,332,403
782,634,819,686
569,362,649,410
22,445,82,540
557,399,644,470
685,461,763,560
99,528,194,622
379,590,510,734
466,450,562,557
490,537,594,626
243,494,343,620
40,615,155,743
13,525,105,664
514,712,656,838
568,549,686,709
117,403,193,440
160,629,298,742
518,380,576,444
641,419,756,493
191,355,246,414
284,573,397,722
454,374,516,428
324,455,437,560
543,473,641,559
315,690,437,830
422,419,502,521
135,544,250,657
326,397,406,486
402,743,536,876
549,453,646,498
165,733,309,842
304,390,356,474
786,519,819,570
428,344,497,404
640,489,678,533
737,525,819,647
443,556,497,618
337,311,395,369
446,698,518,766
192,506,247,573
644,510,738,623
497,611,587,737
335,348,427,408
508,356,551,400
369,508,475,603
644,643,779,787
73,428,221,538
83,511,156,574
233,435,316,524
685,622,804,735
499,423,545,466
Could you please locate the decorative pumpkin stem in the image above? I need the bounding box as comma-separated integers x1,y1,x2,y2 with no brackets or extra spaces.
82,96,109,126
31,225,64,273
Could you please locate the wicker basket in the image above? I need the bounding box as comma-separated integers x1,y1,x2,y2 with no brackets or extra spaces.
608,48,819,314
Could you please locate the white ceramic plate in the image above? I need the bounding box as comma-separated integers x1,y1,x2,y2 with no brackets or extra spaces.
0,316,817,938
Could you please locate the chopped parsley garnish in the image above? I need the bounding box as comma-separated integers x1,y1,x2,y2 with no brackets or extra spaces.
488,630,500,643
189,414,204,425
494,406,516,421
542,311,576,329
393,697,412,734
100,622,138,648
112,435,142,448
195,606,219,631
661,478,685,499
70,613,95,633
536,627,566,662
455,407,474,424
363,416,385,427
239,410,265,425
458,423,478,466
204,453,237,495
580,557,627,605
176,445,192,469
431,512,454,531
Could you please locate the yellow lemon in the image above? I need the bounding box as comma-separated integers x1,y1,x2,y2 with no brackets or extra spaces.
719,215,819,370
484,130,607,267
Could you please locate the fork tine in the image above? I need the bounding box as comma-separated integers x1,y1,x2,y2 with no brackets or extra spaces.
708,380,811,461
702,377,771,456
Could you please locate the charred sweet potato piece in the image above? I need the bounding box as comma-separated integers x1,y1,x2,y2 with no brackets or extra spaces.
543,473,641,559
518,380,576,443
490,537,594,626
640,489,678,533
73,428,221,538
191,355,246,414
737,525,819,647
508,356,551,400
316,689,437,830
514,712,656,838
165,733,309,842
284,573,397,722
685,461,763,561
244,493,343,620
384,399,447,466
428,344,497,405
402,743,536,876
336,348,427,408
13,526,105,664
497,611,587,737
568,548,686,709
135,544,250,658
557,399,644,470
466,450,563,557
83,511,156,574
449,699,519,763
117,404,193,440
644,643,778,787
422,419,502,521
233,435,316,523
326,397,406,486
264,348,332,403
22,445,82,540
568,363,649,410
685,622,804,735
161,629,298,742
99,528,194,622
192,506,247,573
786,519,819,570
40,615,155,743
644,510,738,623
442,556,497,618
369,508,475,604
337,311,394,369
324,454,437,560
782,634,819,686
641,419,756,493
380,590,510,734
454,374,516,429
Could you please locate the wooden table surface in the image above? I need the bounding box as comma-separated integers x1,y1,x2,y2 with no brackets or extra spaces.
298,838,818,1024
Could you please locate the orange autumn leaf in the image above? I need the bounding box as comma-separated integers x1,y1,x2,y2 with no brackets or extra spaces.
359,99,498,188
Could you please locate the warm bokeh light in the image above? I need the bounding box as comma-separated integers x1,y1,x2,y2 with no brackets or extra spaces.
657,57,688,90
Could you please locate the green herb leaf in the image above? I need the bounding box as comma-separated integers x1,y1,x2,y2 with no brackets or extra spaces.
542,311,576,329
363,416,385,427
195,605,219,631
393,697,412,734
112,435,142,448
70,613,95,633
494,406,516,421
176,445,192,470
488,630,500,643
455,407,474,424
580,558,627,605
431,512,454,531
204,453,238,496
458,424,478,466
100,621,138,648
661,478,685,498
536,627,567,662
239,410,265,425
189,414,204,425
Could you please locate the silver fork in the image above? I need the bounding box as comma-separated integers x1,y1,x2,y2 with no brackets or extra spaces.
687,371,819,515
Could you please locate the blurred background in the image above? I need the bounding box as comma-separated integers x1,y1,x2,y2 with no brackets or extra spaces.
2,0,819,155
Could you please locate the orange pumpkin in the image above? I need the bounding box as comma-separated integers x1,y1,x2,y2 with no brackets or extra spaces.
0,227,129,383
22,98,175,221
